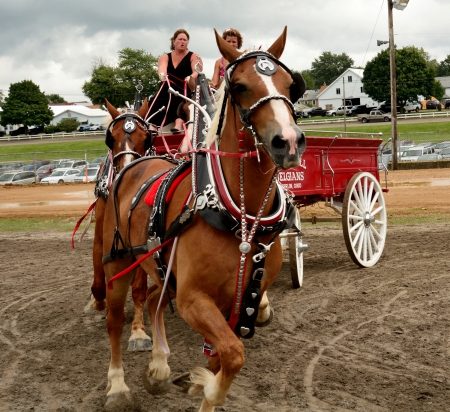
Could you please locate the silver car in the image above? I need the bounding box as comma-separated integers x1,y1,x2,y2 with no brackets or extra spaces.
0,171,38,185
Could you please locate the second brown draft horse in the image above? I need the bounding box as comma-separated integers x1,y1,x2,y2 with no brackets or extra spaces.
102,27,306,411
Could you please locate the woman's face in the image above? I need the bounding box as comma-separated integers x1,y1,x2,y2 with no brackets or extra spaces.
174,33,189,51
225,36,239,49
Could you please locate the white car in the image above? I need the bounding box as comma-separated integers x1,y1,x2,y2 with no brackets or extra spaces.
72,167,100,183
55,160,88,171
40,169,81,184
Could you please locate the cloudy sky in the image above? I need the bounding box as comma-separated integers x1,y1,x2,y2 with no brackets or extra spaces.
0,0,447,103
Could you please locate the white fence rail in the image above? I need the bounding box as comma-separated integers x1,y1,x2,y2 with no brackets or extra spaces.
0,130,104,142
297,110,450,125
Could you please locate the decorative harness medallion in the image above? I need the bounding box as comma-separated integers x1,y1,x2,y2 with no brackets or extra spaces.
123,119,136,132
256,56,277,76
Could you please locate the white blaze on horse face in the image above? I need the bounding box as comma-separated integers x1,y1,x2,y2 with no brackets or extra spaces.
124,141,134,166
254,69,298,155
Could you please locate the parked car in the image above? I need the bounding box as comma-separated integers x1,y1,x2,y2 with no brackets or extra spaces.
72,167,100,183
55,160,88,170
416,142,436,149
426,100,442,110
47,159,73,168
22,161,49,171
0,171,38,185
349,105,375,116
28,126,45,135
40,169,81,184
403,101,421,113
36,165,56,179
400,146,435,161
434,141,450,154
305,107,328,117
358,110,391,123
78,125,91,132
9,126,29,136
440,147,450,159
376,102,400,113
89,156,106,167
326,106,352,116
417,154,443,161
89,124,103,131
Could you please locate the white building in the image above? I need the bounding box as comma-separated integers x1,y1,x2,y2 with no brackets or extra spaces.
316,68,379,110
49,105,109,127
436,76,450,100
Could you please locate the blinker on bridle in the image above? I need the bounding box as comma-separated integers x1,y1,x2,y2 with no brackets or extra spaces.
105,111,154,162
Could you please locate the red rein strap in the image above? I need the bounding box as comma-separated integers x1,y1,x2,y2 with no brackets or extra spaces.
107,238,174,290
71,199,97,249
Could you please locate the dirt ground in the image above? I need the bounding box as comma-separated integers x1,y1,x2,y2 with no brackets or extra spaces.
1,169,450,412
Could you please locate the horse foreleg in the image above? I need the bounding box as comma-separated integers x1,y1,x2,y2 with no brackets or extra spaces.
91,203,106,311
142,284,172,394
104,269,134,407
255,291,274,327
179,298,245,410
127,267,152,351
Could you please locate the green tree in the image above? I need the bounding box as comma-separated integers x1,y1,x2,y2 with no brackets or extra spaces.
46,94,66,103
57,118,80,133
430,80,445,101
299,69,316,90
363,47,436,112
0,80,54,127
436,55,450,76
310,52,354,88
82,49,159,107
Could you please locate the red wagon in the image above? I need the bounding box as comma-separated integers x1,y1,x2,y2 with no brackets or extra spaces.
279,134,389,288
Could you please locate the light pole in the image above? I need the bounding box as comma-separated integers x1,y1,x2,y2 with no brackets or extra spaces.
386,0,410,170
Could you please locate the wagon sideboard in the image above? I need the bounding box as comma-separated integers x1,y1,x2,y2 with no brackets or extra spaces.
279,136,383,205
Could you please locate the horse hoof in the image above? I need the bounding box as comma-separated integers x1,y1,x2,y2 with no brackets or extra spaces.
92,298,106,311
105,392,132,410
142,370,171,395
127,338,152,352
255,307,274,327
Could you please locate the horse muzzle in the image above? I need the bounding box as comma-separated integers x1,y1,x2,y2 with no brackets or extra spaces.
268,126,306,169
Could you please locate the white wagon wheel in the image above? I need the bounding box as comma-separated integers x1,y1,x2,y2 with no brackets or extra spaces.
342,172,387,267
288,208,306,288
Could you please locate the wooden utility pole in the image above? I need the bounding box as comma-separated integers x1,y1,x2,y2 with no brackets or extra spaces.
388,0,399,170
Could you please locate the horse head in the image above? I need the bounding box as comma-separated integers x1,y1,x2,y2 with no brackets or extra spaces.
214,27,306,169
104,99,153,169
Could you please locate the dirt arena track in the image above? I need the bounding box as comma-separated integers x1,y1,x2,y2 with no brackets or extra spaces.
1,168,450,411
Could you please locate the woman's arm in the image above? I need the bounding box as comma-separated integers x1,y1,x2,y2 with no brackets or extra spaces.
210,58,222,89
158,53,169,81
184,52,203,91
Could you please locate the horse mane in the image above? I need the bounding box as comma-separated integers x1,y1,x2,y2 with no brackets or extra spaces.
205,81,227,148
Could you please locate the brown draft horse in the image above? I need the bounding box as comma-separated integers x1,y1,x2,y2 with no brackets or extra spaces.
91,99,153,350
102,27,306,410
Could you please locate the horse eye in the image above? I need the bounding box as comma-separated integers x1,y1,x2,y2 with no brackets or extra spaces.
233,84,247,94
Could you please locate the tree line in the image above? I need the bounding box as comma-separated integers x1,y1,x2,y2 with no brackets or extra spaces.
1,46,449,131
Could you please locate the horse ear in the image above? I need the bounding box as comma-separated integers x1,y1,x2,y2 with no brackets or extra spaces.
105,98,120,120
267,26,287,59
214,29,241,63
137,98,149,119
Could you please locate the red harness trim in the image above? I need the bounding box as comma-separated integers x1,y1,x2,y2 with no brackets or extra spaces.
71,199,97,249
144,167,192,207
107,238,174,290
209,143,283,226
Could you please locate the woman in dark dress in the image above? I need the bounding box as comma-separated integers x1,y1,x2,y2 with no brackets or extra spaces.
149,29,202,132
